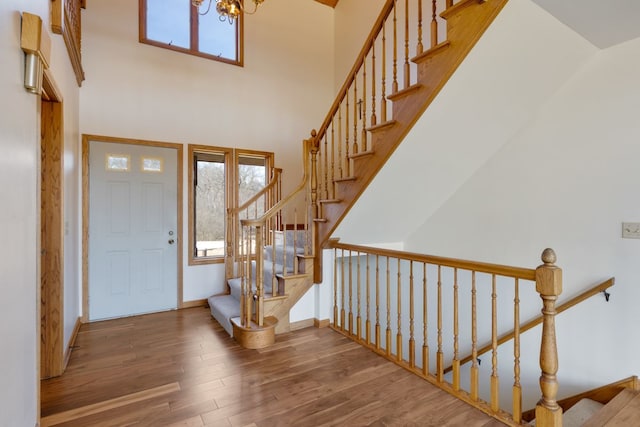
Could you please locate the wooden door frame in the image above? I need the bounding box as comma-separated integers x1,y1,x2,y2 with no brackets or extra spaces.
82,134,184,322
41,69,65,379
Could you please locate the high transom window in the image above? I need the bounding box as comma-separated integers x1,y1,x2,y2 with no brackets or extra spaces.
139,0,243,66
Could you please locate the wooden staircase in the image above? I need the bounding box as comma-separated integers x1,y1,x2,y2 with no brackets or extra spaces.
312,0,509,249
210,0,510,349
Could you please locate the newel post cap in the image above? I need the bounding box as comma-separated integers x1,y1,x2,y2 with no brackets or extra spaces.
536,248,562,296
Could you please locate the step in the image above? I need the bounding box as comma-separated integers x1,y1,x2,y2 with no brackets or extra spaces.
563,398,604,427
583,389,639,427
231,315,277,349
350,150,374,160
412,40,451,65
208,294,240,336
386,83,423,102
366,120,396,133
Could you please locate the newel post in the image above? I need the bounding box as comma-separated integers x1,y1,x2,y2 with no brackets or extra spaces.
309,129,319,221
535,248,563,427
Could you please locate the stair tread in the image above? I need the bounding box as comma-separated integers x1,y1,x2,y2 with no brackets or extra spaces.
351,150,374,160
412,40,451,64
583,389,640,427
387,83,423,102
334,176,356,183
366,120,396,133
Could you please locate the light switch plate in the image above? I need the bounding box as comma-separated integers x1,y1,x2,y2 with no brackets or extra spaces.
622,222,640,239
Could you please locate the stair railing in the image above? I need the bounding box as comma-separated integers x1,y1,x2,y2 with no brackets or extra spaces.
311,0,460,229
237,135,318,328
444,277,615,375
329,241,565,426
226,167,282,280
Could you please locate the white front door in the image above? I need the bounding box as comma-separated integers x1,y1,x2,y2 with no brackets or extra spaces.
89,141,178,320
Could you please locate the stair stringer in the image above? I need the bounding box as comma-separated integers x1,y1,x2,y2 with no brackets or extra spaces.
264,260,315,335
316,0,509,248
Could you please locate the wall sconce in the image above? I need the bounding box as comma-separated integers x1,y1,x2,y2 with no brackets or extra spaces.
20,12,51,95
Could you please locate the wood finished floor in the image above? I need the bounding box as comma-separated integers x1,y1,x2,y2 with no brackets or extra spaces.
41,307,505,426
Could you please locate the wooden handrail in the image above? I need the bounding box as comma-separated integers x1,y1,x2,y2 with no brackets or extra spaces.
314,0,395,142
444,277,615,374
230,168,281,215
330,240,537,280
241,136,313,227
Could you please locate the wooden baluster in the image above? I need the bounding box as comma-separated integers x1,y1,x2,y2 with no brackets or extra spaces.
333,248,338,327
257,225,266,326
513,278,522,424
362,57,368,152
422,262,429,376
396,258,403,362
271,227,276,297
392,3,399,94
453,268,460,391
371,38,377,127
337,106,343,179
375,254,381,350
356,251,362,340
330,120,336,199
470,271,479,400
409,260,415,368
436,265,443,382
381,20,388,123
348,249,354,334
293,210,299,275
345,90,351,176
446,0,453,8
431,0,438,48
417,0,424,54
323,133,329,200
366,253,371,345
341,248,346,331
239,226,245,326
310,132,319,220
283,223,288,280
535,248,563,426
404,0,410,89
353,76,359,156
386,256,392,357
225,208,233,279
491,274,499,412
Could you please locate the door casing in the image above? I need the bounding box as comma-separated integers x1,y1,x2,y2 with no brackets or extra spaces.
82,134,183,322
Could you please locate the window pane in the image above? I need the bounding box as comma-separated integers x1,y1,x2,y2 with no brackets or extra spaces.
238,156,266,212
106,154,130,172
198,9,238,60
142,157,163,173
195,158,225,258
146,0,190,49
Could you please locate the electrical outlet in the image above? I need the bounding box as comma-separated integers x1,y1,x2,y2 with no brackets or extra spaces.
622,222,640,239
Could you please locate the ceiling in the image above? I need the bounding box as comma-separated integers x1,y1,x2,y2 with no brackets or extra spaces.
524,0,640,48
317,0,639,49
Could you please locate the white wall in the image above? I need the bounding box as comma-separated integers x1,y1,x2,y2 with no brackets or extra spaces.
333,0,386,90
334,0,596,244
0,1,81,425
406,35,640,397
80,0,335,300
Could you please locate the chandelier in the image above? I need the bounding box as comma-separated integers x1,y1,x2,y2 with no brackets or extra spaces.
192,0,265,24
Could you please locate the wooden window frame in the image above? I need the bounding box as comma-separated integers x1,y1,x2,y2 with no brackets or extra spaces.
188,146,273,266
139,0,244,67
